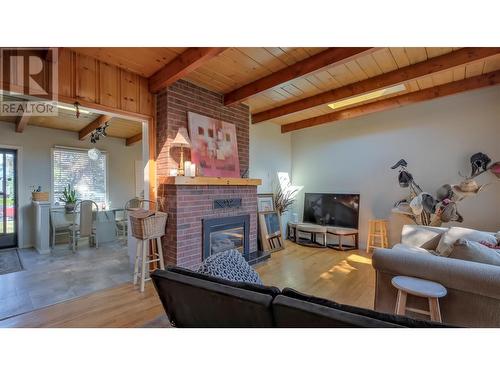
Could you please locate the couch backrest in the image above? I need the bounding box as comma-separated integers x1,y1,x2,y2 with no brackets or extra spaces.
401,225,497,250
272,295,402,328
401,225,447,249
151,267,276,328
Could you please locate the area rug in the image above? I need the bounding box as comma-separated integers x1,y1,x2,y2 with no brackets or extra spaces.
0,248,23,275
141,314,172,328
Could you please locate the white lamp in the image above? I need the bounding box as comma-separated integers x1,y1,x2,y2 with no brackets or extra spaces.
171,127,191,176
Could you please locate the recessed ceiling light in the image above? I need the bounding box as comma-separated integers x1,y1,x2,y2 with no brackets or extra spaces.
328,84,407,110
56,104,91,114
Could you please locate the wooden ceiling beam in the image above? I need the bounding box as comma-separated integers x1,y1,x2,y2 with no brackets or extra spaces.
126,133,142,146
224,47,375,106
78,114,112,140
281,70,500,133
254,47,500,123
149,47,227,93
15,115,30,133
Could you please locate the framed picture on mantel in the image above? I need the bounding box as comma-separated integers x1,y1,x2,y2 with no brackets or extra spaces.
187,112,240,178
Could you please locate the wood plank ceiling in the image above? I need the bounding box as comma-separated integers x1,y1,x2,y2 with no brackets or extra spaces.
4,47,499,136
0,94,143,144
79,46,498,133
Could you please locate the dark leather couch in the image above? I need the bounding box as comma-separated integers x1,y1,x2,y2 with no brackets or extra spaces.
151,266,449,328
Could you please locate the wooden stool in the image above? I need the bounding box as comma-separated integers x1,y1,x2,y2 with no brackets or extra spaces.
366,219,388,253
391,276,447,323
133,236,165,292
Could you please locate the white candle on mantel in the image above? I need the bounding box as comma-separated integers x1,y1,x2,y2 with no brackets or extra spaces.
190,163,196,177
184,161,192,176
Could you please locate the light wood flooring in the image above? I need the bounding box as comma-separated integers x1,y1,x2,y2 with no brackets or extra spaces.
0,241,374,328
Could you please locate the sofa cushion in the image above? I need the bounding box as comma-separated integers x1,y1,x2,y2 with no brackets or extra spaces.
197,249,263,285
435,227,497,257
151,267,278,328
450,239,500,266
393,243,435,256
281,288,449,328
168,266,280,297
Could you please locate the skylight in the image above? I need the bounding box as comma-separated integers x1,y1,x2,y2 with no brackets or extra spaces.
327,84,407,110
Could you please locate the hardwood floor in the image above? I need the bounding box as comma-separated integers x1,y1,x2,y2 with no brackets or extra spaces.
0,241,374,328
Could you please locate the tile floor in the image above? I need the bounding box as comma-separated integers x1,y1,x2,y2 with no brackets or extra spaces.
0,240,132,320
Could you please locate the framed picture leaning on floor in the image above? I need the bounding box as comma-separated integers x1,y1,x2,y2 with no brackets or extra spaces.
258,210,284,252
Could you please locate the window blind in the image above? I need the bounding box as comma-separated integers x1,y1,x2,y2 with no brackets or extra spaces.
52,147,107,206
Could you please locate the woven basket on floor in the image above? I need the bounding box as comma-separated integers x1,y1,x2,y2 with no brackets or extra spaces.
130,211,168,240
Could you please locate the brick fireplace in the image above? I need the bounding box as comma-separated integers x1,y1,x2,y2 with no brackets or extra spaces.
156,80,263,269
160,180,260,269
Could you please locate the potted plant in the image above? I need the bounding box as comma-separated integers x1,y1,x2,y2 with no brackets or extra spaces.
60,183,77,213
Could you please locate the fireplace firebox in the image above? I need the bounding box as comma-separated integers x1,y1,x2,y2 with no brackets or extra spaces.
202,215,250,260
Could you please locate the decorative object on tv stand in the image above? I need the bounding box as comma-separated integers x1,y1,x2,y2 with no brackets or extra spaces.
60,183,78,213
187,112,240,178
172,127,191,176
390,152,498,227
88,121,109,160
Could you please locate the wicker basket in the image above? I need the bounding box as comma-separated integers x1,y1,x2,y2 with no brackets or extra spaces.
129,211,168,240
32,192,49,201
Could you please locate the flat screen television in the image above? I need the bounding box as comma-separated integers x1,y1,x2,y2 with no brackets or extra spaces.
303,193,360,229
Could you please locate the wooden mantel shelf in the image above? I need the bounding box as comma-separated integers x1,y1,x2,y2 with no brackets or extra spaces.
159,176,262,186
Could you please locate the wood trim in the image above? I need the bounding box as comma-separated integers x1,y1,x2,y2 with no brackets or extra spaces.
148,113,157,203
125,133,142,146
15,115,30,133
159,176,262,186
78,114,112,140
281,70,500,133
149,47,227,93
224,47,375,106
253,47,500,123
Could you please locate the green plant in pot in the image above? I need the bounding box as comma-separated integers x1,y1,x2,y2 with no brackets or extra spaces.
60,184,78,213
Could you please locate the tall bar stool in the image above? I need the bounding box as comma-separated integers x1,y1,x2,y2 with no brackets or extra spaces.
366,219,389,253
129,210,168,292
133,236,165,293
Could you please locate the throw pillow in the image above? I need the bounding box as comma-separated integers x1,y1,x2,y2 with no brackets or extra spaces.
197,249,263,285
449,239,500,266
392,243,436,256
435,227,497,257
479,241,500,250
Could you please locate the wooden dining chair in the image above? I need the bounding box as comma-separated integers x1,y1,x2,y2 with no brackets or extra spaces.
69,200,99,252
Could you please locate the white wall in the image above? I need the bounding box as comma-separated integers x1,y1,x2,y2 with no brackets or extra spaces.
290,86,500,248
249,122,292,193
0,122,142,248
249,122,293,232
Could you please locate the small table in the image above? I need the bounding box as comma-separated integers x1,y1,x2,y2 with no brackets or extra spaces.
326,226,359,251
391,276,447,323
296,224,327,247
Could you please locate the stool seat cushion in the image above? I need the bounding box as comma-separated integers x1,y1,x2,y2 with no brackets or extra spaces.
197,249,263,285
327,226,358,235
391,276,447,298
296,224,327,233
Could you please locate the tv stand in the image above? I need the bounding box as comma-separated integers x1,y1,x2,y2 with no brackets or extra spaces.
287,222,359,251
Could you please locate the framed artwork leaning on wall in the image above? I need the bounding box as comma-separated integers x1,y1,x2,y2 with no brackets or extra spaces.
258,210,284,252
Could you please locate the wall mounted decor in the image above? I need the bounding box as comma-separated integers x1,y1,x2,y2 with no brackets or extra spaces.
391,152,498,226
187,112,240,178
